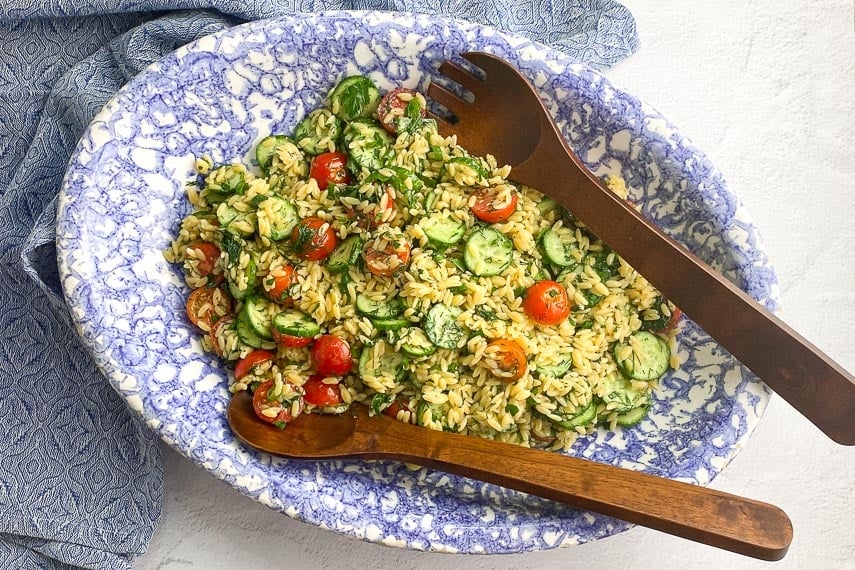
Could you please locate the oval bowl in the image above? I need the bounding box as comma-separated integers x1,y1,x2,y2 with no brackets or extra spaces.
56,11,778,553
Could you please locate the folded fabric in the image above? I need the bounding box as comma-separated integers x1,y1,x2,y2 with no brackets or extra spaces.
0,2,638,568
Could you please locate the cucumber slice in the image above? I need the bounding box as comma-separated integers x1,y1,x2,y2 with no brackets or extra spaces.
543,399,597,430
327,235,363,274
614,331,671,381
423,304,464,350
372,317,410,332
422,214,465,248
355,294,404,319
226,257,256,301
259,195,298,241
539,227,577,267
343,118,392,174
397,327,437,358
236,310,274,349
329,75,381,122
272,310,321,338
536,197,558,217
600,372,650,413
216,203,256,237
256,135,293,174
241,296,274,340
293,109,343,155
464,226,513,277
616,403,650,427
535,355,573,378
358,340,408,382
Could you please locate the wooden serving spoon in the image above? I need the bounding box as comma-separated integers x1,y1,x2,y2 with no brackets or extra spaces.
228,392,792,560
425,52,855,445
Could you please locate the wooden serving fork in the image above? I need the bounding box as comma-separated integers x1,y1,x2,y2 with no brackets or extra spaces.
425,52,855,445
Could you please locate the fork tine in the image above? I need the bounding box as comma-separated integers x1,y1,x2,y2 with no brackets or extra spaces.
461,52,506,78
426,82,469,116
438,60,483,94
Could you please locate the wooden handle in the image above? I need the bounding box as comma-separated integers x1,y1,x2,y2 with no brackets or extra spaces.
373,419,793,561
528,122,855,445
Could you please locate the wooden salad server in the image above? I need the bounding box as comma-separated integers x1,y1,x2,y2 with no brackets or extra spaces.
229,393,792,560
424,52,855,445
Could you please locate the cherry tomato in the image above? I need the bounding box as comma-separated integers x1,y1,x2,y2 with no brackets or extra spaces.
264,265,296,303
310,335,353,376
272,328,314,348
471,187,518,224
186,286,231,331
252,380,304,425
523,280,572,326
486,339,528,382
234,349,275,380
291,217,337,261
310,152,351,191
656,306,683,333
302,374,344,407
345,186,396,229
209,314,235,358
363,239,411,277
382,398,411,420
377,87,426,134
186,241,222,281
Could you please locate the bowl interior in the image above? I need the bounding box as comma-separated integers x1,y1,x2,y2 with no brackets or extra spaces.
56,11,777,553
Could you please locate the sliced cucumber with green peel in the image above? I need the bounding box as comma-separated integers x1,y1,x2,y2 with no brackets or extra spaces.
241,296,274,340
543,399,597,430
599,372,650,413
372,317,410,332
614,331,670,381
226,258,256,301
236,309,274,349
464,226,513,277
423,304,464,349
293,109,343,155
616,404,650,427
255,135,293,174
539,227,577,267
272,310,321,338
358,340,408,381
327,235,363,274
329,75,381,122
260,195,298,241
355,294,404,320
397,327,437,358
422,214,466,248
343,118,392,174
535,355,574,378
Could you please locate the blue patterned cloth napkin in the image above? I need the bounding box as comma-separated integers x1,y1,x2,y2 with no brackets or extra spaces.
0,2,637,568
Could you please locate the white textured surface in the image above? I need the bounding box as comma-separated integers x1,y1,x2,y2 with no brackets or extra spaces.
136,2,855,568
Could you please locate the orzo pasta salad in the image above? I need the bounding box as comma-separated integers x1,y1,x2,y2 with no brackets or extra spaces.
164,76,682,450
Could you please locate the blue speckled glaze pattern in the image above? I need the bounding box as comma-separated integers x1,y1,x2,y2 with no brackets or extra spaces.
56,11,779,553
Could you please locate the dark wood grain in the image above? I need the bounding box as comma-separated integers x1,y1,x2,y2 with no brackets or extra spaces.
426,52,855,445
229,392,792,561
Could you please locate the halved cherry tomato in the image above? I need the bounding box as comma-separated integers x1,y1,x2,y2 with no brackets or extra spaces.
264,264,296,303
523,280,572,326
302,374,344,407
310,335,353,376
377,87,426,134
363,239,411,277
345,186,395,229
310,152,351,191
252,380,304,425
471,187,518,224
272,328,314,348
382,398,411,420
291,217,337,261
186,241,222,281
234,349,275,381
209,314,235,358
486,339,528,382
656,306,683,334
186,286,231,331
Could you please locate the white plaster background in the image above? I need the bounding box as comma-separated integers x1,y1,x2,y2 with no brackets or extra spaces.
136,1,855,568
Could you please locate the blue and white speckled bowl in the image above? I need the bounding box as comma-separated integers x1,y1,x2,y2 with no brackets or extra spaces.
56,11,779,553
